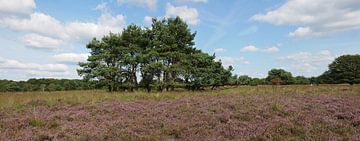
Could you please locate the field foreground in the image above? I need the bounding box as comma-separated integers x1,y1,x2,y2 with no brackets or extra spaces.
0,85,360,140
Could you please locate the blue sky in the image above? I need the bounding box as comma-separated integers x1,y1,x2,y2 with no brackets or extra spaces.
0,0,360,80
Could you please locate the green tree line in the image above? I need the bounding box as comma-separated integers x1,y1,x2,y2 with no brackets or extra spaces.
1,54,359,92
0,17,359,92
0,79,98,92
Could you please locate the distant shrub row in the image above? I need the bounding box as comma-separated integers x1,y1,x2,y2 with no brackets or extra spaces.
0,79,99,92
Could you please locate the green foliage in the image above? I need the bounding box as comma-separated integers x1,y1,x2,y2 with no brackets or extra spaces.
78,17,232,92
238,75,252,85
271,102,284,112
29,118,45,127
293,76,310,85
266,69,293,85
0,79,95,92
249,78,268,86
319,55,360,85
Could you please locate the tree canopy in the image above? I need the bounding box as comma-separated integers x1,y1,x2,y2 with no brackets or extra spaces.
319,55,360,85
266,69,293,85
1,18,359,93
78,17,232,92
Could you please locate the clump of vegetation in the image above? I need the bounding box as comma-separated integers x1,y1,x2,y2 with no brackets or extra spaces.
29,118,45,127
77,17,233,92
271,101,285,112
319,54,360,85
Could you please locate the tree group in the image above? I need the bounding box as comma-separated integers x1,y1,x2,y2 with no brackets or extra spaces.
78,17,233,92
319,55,360,85
1,17,359,93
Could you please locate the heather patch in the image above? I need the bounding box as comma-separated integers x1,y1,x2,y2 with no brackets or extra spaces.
1,89,360,140
0,86,359,140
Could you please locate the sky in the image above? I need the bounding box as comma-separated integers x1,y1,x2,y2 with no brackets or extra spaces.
0,0,360,80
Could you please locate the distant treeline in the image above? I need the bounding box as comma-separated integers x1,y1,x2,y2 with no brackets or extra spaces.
1,17,359,92
1,57,359,92
0,72,347,92
0,79,101,92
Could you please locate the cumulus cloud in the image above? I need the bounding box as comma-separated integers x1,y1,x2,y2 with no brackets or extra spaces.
21,34,65,49
52,53,89,64
240,45,279,53
0,56,75,79
1,12,66,38
0,57,68,72
240,45,259,52
217,56,250,67
24,70,76,79
0,1,125,49
165,3,200,25
117,0,157,10
263,47,280,53
251,0,360,38
65,13,125,42
278,50,335,75
0,0,36,17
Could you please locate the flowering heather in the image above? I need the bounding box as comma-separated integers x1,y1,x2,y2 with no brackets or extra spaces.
0,85,360,140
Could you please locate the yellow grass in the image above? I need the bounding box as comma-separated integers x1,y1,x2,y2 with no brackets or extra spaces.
0,84,359,109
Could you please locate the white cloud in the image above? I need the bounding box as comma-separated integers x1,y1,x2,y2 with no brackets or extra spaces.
288,26,324,38
66,13,125,42
0,1,125,49
21,34,65,49
1,11,125,49
251,0,360,38
214,48,226,53
1,12,66,38
263,47,280,53
240,45,279,53
177,0,208,3
278,50,335,75
217,56,249,67
165,3,200,25
24,70,77,79
52,53,89,64
0,56,81,80
0,0,36,17
240,45,259,52
0,57,68,72
144,16,153,25
117,0,157,10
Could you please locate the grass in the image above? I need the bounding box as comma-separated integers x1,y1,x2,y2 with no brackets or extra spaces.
0,84,359,140
0,84,359,109
29,118,45,127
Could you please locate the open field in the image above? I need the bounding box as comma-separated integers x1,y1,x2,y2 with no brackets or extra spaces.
1,85,360,140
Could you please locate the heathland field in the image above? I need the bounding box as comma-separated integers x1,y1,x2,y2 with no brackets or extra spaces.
1,85,360,140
